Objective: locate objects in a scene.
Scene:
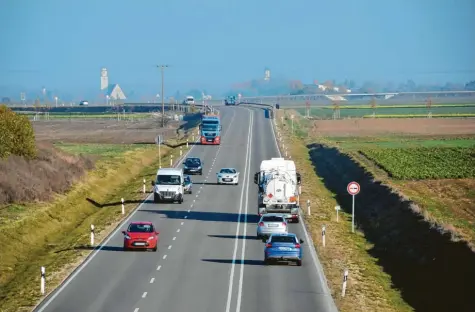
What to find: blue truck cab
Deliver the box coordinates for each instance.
[200,115,222,145]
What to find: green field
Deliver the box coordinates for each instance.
[326,136,475,180]
[361,147,475,179]
[296,103,475,118]
[54,143,148,158]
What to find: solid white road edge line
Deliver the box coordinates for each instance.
[225,108,252,312]
[269,109,336,304]
[35,126,202,312]
[235,109,253,312]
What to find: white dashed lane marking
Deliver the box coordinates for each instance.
[135,126,228,307]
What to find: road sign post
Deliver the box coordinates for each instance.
[156,135,163,168]
[347,181,360,233]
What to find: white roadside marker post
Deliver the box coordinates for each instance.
[121,198,125,214]
[180,146,183,157]
[40,266,46,295]
[143,178,146,193]
[322,225,326,247]
[186,139,189,148]
[335,205,341,222]
[342,269,348,297]
[347,181,361,233]
[90,224,95,246]
[170,155,173,167]
[307,199,311,216]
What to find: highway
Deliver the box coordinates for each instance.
[34,106,337,312]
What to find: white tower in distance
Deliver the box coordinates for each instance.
[100,68,108,90]
[264,67,271,81]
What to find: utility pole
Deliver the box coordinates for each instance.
[157,64,169,127]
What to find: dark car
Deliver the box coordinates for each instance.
[183,157,203,175]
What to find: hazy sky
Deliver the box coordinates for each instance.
[0,0,474,96]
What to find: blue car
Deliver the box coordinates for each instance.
[264,233,304,266]
[184,175,193,194]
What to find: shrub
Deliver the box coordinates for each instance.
[0,105,37,158]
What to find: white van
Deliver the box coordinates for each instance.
[183,96,195,105]
[151,168,185,203]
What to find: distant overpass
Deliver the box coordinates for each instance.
[240,90,475,107]
[4,91,475,110]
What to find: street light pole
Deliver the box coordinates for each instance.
[157,64,169,127]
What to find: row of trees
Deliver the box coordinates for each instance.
[0,105,37,159]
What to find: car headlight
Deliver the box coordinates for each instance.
[124,235,131,239]
[148,236,155,240]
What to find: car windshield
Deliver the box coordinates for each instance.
[220,169,235,174]
[156,174,181,185]
[128,223,154,233]
[262,216,284,222]
[271,236,297,243]
[185,159,201,166]
[202,126,218,131]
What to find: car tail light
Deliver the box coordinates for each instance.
[295,244,301,248]
[265,243,272,248]
[282,222,287,227]
[258,222,264,227]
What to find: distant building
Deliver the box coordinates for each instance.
[264,67,271,81]
[107,84,126,100]
[100,67,127,100]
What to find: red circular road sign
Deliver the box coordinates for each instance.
[347,182,360,195]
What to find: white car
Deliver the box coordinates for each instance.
[216,168,239,185]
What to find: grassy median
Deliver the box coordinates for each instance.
[0,133,195,312]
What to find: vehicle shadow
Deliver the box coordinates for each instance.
[86,198,154,208]
[202,259,265,266]
[139,209,260,223]
[208,234,259,240]
[55,245,124,253]
[192,182,219,185]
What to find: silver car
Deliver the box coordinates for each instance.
[257,213,288,241]
[216,168,239,185]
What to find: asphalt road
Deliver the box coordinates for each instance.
[34,106,337,312]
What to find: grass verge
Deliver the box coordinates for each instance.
[0,132,195,312]
[274,110,413,312]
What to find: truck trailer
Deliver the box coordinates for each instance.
[253,158,302,223]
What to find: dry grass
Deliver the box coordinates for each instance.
[0,142,94,205]
[274,110,412,312]
[0,131,196,312]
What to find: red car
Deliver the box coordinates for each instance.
[122,221,159,251]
